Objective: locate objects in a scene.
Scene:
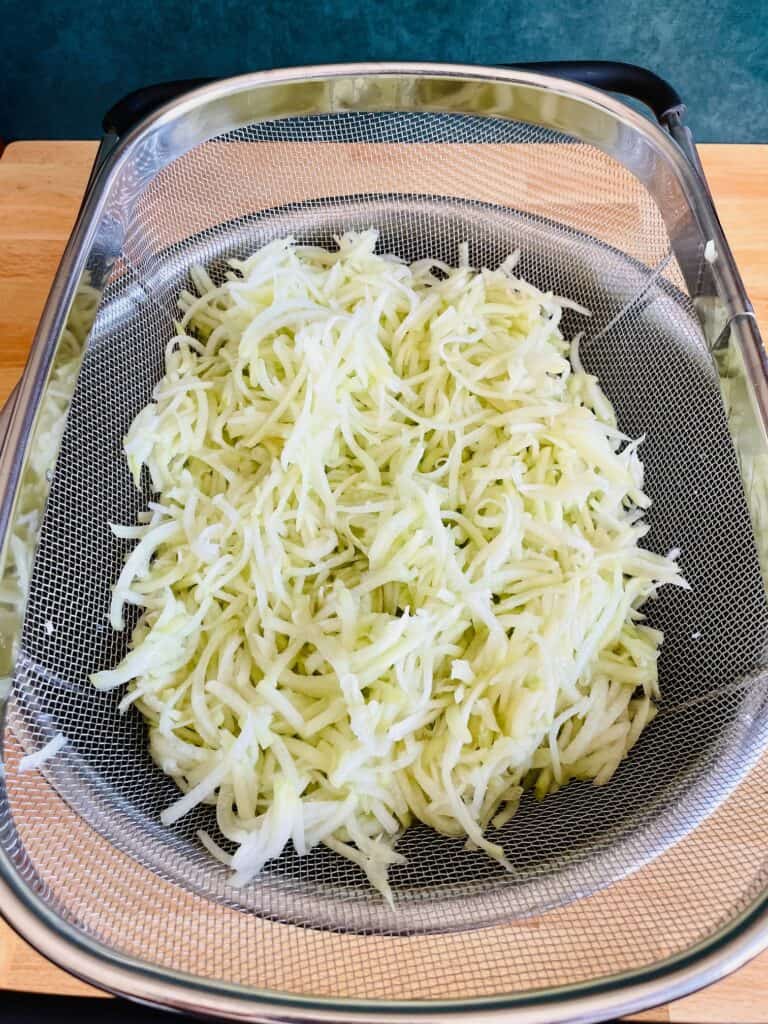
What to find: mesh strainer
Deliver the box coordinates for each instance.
[1,63,768,1023]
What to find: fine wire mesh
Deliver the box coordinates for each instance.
[3,108,768,999]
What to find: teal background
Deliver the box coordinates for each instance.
[1,0,767,141]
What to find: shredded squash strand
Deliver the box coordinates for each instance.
[92,231,686,903]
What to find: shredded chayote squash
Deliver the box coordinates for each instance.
[92,231,686,902]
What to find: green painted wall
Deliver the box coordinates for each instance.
[2,0,766,141]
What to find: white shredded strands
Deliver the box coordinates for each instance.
[19,732,67,772]
[704,239,718,263]
[0,278,98,697]
[92,231,686,903]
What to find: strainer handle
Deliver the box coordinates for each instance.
[504,61,685,125]
[102,65,686,135]
[101,65,694,162]
[103,79,214,137]
[504,61,704,175]
[103,65,685,138]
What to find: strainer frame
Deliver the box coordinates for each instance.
[0,63,766,1022]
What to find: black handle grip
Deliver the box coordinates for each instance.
[503,61,685,124]
[103,78,216,136]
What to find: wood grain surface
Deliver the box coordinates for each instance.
[0,140,767,1023]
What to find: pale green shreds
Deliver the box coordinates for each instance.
[0,277,99,701]
[91,230,687,903]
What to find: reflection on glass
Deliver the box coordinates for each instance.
[717,336,768,593]
[0,278,100,697]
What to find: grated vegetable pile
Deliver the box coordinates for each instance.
[92,231,686,902]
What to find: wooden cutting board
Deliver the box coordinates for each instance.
[1,139,767,1023]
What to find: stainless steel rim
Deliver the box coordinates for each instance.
[1,857,766,1022]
